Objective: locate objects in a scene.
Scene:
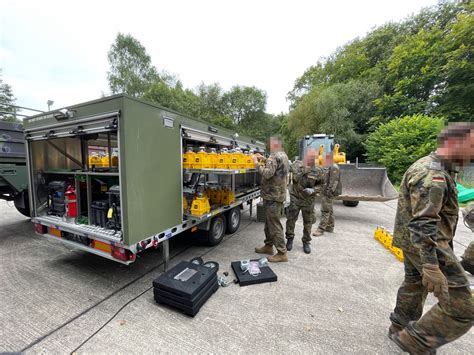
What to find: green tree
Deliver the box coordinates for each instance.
[107,33,158,97]
[377,26,446,118]
[105,33,274,141]
[288,1,467,124]
[209,115,236,130]
[286,0,471,164]
[288,22,405,105]
[287,80,381,160]
[144,80,201,118]
[279,114,299,160]
[437,4,474,121]
[238,113,282,144]
[221,86,267,125]
[365,114,444,183]
[196,83,225,122]
[0,70,19,122]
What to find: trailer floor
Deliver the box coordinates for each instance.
[0,199,472,353]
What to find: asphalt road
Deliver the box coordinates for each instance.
[0,199,472,353]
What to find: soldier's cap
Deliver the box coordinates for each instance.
[438,122,474,145]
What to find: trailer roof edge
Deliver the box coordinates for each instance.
[24,94,264,147]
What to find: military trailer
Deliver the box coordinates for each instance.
[23,95,264,266]
[0,121,29,216]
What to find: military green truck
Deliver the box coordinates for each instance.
[0,121,29,216]
[23,95,264,266]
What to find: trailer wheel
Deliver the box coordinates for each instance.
[342,200,359,207]
[226,207,241,234]
[14,192,30,217]
[207,215,226,246]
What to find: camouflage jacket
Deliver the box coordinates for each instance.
[258,151,289,202]
[322,164,342,197]
[289,160,324,206]
[393,152,459,265]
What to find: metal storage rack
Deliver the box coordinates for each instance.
[182,166,259,214]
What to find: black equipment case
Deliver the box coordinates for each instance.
[153,261,218,316]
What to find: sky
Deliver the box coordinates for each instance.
[0,0,439,116]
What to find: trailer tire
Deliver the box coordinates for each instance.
[207,215,226,246]
[342,200,359,207]
[226,207,241,234]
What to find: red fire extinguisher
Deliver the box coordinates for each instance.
[65,185,77,218]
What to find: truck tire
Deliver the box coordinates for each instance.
[14,192,30,217]
[342,200,359,207]
[207,215,226,246]
[226,207,241,234]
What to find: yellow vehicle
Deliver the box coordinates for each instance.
[299,134,398,207]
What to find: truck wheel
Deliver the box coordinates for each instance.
[14,193,30,217]
[342,200,359,207]
[226,207,241,234]
[207,215,226,246]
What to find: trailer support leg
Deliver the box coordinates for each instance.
[162,239,170,272]
[250,199,253,217]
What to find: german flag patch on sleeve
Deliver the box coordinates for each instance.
[432,176,446,183]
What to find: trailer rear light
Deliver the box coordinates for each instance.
[35,223,47,234]
[49,227,62,238]
[92,240,112,254]
[111,245,135,262]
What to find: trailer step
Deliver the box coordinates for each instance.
[33,215,122,242]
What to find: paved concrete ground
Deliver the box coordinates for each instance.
[0,199,472,353]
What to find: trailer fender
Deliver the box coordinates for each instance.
[197,219,212,231]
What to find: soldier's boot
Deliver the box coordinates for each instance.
[387,323,403,338]
[268,252,288,262]
[389,329,436,355]
[255,244,274,255]
[460,259,474,275]
[286,238,294,251]
[303,243,311,254]
[312,228,325,237]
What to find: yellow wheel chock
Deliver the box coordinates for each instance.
[373,226,404,262]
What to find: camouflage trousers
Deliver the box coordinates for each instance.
[390,249,474,352]
[285,200,315,243]
[461,241,474,275]
[463,241,474,261]
[263,200,286,254]
[318,195,334,231]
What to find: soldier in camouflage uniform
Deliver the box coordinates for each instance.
[388,123,474,354]
[461,203,474,275]
[254,137,290,262]
[285,149,324,254]
[313,153,342,237]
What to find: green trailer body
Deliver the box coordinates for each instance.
[23,95,264,264]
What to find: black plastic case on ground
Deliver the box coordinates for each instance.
[231,260,278,286]
[153,274,217,306]
[153,261,219,316]
[154,281,219,317]
[153,261,217,299]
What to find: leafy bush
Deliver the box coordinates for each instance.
[365,114,445,183]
